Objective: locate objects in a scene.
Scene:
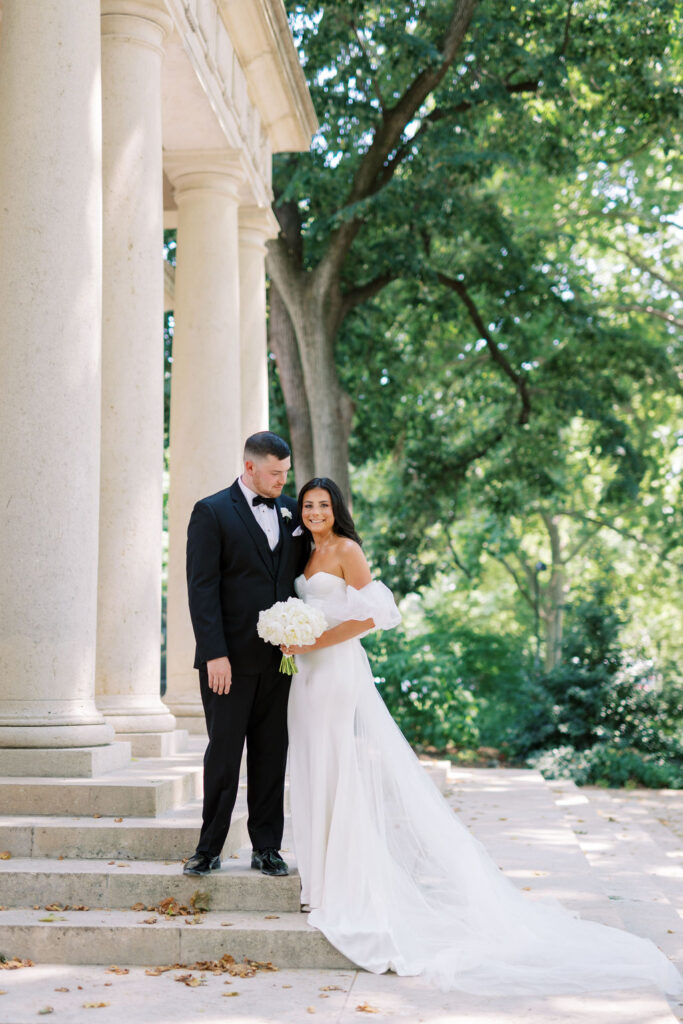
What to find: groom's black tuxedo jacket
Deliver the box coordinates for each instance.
[186,480,305,675]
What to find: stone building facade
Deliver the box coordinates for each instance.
[0,0,316,776]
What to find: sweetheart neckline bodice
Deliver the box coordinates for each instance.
[297,570,346,586]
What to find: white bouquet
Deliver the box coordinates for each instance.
[257,597,328,675]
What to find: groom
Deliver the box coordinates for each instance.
[183,431,304,877]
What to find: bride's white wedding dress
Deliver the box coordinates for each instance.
[287,571,681,996]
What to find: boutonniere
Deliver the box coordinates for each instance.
[280,507,293,521]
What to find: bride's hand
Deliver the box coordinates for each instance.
[281,642,314,656]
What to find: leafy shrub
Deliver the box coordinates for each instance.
[529,744,682,789]
[505,584,683,787]
[365,623,480,751]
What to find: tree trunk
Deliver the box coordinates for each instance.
[542,513,567,671]
[267,243,354,503]
[268,279,315,491]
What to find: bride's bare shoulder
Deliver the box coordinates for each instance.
[337,537,372,586]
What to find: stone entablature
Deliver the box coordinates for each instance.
[162,0,317,219]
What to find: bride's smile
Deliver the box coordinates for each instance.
[301,488,335,537]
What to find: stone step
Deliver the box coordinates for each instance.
[0,806,246,861]
[0,755,203,818]
[0,858,302,913]
[0,907,353,969]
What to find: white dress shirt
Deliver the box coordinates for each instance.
[238,476,280,551]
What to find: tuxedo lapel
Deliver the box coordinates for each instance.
[229,480,276,578]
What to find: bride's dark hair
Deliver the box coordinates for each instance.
[298,478,363,550]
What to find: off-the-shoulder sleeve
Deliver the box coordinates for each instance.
[324,580,401,632]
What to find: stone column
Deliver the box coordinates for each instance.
[164,152,244,730]
[0,0,121,771]
[95,0,177,756]
[238,207,277,439]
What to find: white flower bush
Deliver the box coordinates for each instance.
[257,597,327,674]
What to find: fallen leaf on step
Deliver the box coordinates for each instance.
[223,992,240,997]
[667,929,675,933]
[116,863,130,868]
[0,852,11,860]
[83,1002,109,1008]
[131,902,146,912]
[142,917,157,925]
[221,922,234,927]
[175,974,204,987]
[356,1002,381,1013]
[282,984,292,988]
[58,856,64,861]
[72,905,89,912]
[54,988,69,993]
[264,915,279,920]
[320,985,344,991]
[106,966,129,975]
[319,994,329,998]
[93,814,102,819]
[230,853,239,859]
[104,983,111,987]
[37,1007,54,1015]
[0,957,33,970]
[45,904,63,912]
[306,1008,316,1014]
[39,916,66,922]
[159,896,183,916]
[114,818,123,823]
[522,887,532,891]
[190,890,211,912]
[144,966,175,976]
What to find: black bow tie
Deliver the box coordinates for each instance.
[253,495,276,509]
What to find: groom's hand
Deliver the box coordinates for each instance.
[207,656,232,695]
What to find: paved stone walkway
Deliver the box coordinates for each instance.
[0,760,680,1023]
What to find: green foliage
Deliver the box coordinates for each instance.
[529,743,683,790]
[504,583,683,786]
[365,623,480,751]
[364,607,532,751]
[271,2,683,788]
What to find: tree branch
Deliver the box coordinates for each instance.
[559,0,573,57]
[441,523,473,579]
[489,550,535,609]
[615,304,683,329]
[321,0,479,279]
[340,272,396,317]
[558,510,670,559]
[436,270,532,424]
[610,245,682,294]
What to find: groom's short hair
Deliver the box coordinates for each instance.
[244,431,290,462]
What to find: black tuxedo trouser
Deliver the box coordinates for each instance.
[196,663,291,858]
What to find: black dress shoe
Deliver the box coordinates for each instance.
[251,848,288,876]
[183,852,221,876]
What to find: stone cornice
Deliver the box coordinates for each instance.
[216,0,317,153]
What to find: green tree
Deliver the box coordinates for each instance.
[269,0,681,499]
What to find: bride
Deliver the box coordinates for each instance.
[282,477,681,997]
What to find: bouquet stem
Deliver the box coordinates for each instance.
[279,653,298,675]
